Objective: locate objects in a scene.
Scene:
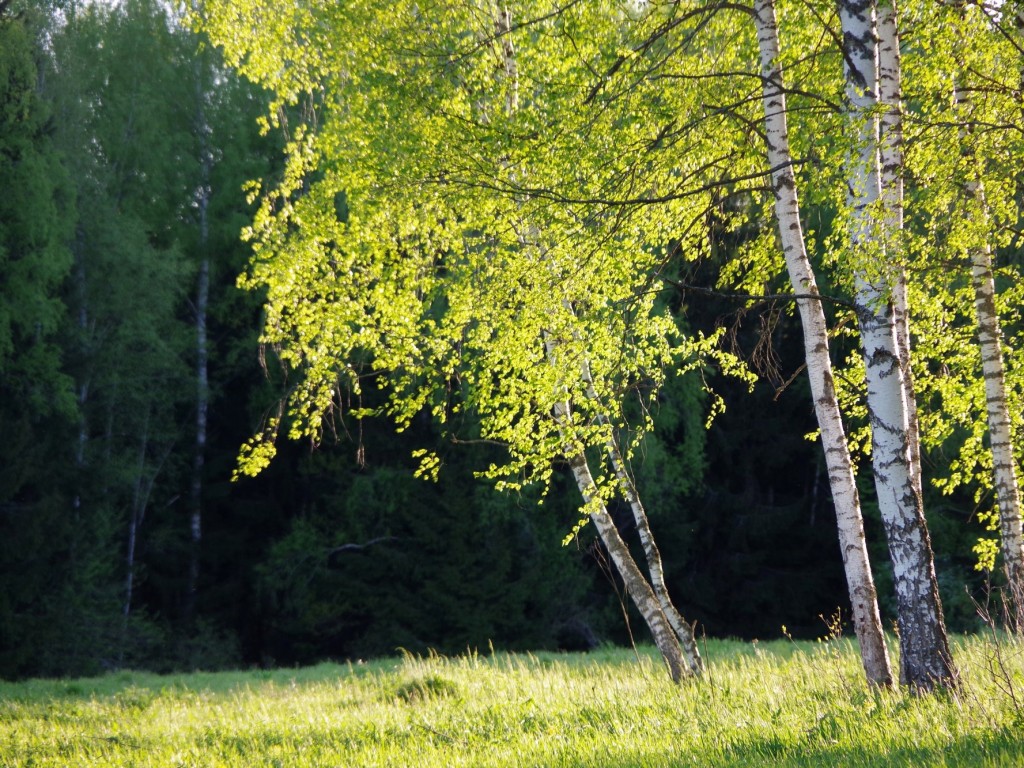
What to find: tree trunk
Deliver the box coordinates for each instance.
[603,437,703,675]
[570,453,688,683]
[754,0,892,686]
[121,412,150,665]
[566,290,701,672]
[837,0,956,689]
[185,223,208,624]
[971,239,1024,624]
[544,334,689,682]
[877,0,922,502]
[185,48,212,625]
[563,434,689,683]
[970,236,1019,626]
[72,229,90,521]
[952,80,1024,627]
[123,416,149,622]
[577,358,703,675]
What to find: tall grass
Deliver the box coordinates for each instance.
[2,635,1022,766]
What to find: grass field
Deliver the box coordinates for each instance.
[2,634,1024,767]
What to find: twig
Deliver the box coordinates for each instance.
[328,537,399,556]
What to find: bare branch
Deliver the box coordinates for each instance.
[328,536,399,556]
[662,276,865,316]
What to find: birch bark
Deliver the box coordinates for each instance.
[754,0,891,685]
[953,80,1024,627]
[579,357,703,675]
[971,230,1024,625]
[524,228,694,680]
[877,0,922,501]
[570,451,689,683]
[123,413,150,627]
[837,0,956,689]
[546,361,689,683]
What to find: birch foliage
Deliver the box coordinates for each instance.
[902,0,1024,575]
[202,0,754,515]
[193,0,1024,684]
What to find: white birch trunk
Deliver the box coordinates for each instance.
[971,239,1024,622]
[186,185,209,623]
[754,0,892,686]
[953,82,1024,625]
[120,415,172,664]
[121,412,151,665]
[497,2,518,116]
[877,1,922,501]
[578,359,703,675]
[123,415,150,624]
[536,307,688,679]
[186,43,212,625]
[838,0,956,689]
[547,380,689,682]
[73,231,89,517]
[567,451,689,683]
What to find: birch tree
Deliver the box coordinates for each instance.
[200,0,1024,689]
[955,80,1024,627]
[901,0,1024,627]
[752,0,892,686]
[835,0,957,689]
[201,0,750,681]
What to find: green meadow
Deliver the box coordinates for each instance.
[3,636,1023,767]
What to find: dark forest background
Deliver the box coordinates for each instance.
[0,0,993,680]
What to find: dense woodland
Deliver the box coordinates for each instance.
[0,0,1021,683]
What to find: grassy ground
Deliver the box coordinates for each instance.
[2,635,1023,767]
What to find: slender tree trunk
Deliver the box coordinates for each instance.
[554,408,688,681]
[564,288,701,672]
[186,208,208,624]
[543,332,688,681]
[121,412,150,665]
[578,358,703,675]
[185,49,212,625]
[496,2,518,116]
[604,439,703,675]
[754,0,892,686]
[971,240,1024,623]
[837,0,956,689]
[123,416,149,621]
[877,0,922,502]
[952,81,1024,627]
[72,229,90,519]
[123,509,138,623]
[567,450,688,683]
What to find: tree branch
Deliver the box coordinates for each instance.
[663,276,865,316]
[328,536,399,556]
[427,157,797,208]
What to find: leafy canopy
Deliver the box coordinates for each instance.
[200,0,756,509]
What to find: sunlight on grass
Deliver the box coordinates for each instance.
[2,636,1023,766]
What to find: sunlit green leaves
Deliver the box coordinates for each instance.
[202,0,759,510]
[203,0,1023,544]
